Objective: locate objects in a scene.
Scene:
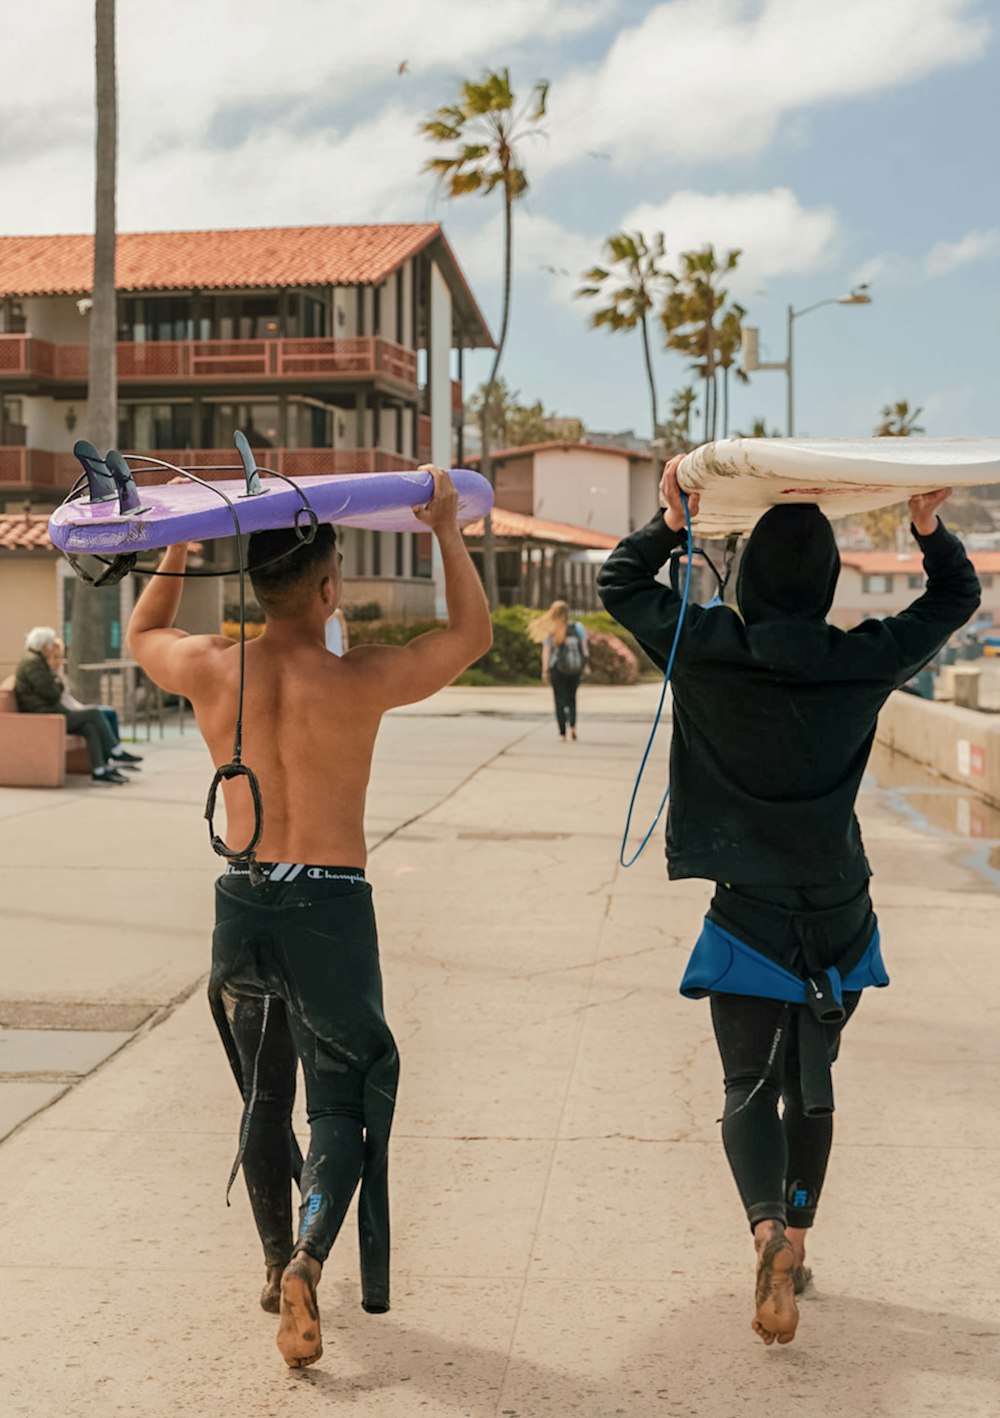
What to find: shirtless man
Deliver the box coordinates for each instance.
[127,469,491,1368]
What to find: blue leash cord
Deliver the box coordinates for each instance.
[619,491,694,868]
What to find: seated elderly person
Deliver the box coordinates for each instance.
[14,627,142,785]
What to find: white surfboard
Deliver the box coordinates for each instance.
[677,438,1000,538]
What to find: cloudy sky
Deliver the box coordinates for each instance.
[5,0,999,440]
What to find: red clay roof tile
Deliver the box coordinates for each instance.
[463,507,619,549]
[0,514,55,552]
[0,224,443,297]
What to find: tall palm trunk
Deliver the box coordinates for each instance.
[479,189,514,609]
[69,0,118,703]
[639,310,659,437]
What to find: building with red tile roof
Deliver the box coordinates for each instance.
[0,221,492,631]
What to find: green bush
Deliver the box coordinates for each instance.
[344,601,382,622]
[587,631,639,685]
[347,619,442,646]
[579,610,658,675]
[468,607,542,683]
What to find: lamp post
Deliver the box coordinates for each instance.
[742,286,871,436]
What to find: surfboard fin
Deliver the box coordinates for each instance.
[105,448,147,516]
[72,440,118,504]
[234,429,264,497]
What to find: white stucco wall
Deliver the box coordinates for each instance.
[628,459,659,531]
[22,395,82,452]
[533,448,631,536]
[22,297,87,343]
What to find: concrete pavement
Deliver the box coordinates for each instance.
[0,685,998,1417]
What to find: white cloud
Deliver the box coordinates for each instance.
[622,188,842,291]
[851,226,1000,289]
[1,0,614,233]
[452,210,599,301]
[539,0,989,172]
[924,228,1000,278]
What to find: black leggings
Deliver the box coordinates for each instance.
[549,668,581,736]
[209,866,398,1307]
[711,992,860,1231]
[63,706,115,770]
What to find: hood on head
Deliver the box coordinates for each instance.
[736,504,840,624]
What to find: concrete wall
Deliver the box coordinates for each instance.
[876,690,1000,808]
[628,460,659,531]
[533,448,631,535]
[0,556,60,678]
[494,455,534,515]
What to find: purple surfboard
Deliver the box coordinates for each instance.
[49,459,493,556]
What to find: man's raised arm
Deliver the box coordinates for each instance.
[126,543,231,695]
[354,468,492,708]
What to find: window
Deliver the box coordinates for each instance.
[355,528,367,577]
[908,574,923,589]
[395,532,405,577]
[411,532,433,578]
[862,574,892,594]
[371,531,382,576]
[119,402,193,450]
[980,574,994,589]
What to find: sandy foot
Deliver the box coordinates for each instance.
[260,1265,283,1315]
[752,1225,800,1346]
[277,1254,323,1368]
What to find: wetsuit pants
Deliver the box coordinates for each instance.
[63,706,116,770]
[209,865,399,1310]
[711,992,860,1231]
[549,668,581,736]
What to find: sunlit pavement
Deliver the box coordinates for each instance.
[0,684,997,1417]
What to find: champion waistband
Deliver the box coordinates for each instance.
[224,862,367,884]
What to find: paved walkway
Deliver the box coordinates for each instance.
[0,685,998,1417]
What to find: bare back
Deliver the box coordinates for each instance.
[191,635,395,866]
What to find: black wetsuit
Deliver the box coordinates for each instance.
[598,506,981,1231]
[209,864,398,1313]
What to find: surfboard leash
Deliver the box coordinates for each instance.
[619,491,694,869]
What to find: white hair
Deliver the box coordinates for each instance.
[25,626,58,653]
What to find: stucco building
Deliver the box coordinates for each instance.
[0,222,492,630]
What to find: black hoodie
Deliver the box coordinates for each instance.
[597,506,981,885]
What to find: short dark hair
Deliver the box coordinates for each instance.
[247,523,338,612]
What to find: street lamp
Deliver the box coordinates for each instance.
[741,285,872,436]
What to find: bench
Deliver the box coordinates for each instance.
[0,676,91,787]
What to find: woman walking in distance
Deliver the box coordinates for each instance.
[531,600,590,742]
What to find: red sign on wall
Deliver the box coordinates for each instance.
[971,744,986,777]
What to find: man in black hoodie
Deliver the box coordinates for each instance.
[598,456,980,1347]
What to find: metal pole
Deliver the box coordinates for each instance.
[786,303,794,437]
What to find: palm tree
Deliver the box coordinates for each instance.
[70,0,118,702]
[660,246,742,443]
[466,376,517,449]
[875,400,925,436]
[659,385,699,456]
[734,417,781,438]
[716,303,748,439]
[422,69,548,607]
[575,231,669,438]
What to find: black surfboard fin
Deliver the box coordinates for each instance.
[73,439,118,504]
[234,429,263,497]
[105,448,146,516]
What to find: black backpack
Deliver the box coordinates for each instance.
[552,625,585,675]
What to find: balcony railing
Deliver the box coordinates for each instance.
[0,445,420,492]
[0,335,418,387]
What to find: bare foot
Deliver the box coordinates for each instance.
[260,1264,283,1314]
[752,1222,799,1346]
[277,1252,323,1368]
[570,726,578,741]
[786,1226,813,1295]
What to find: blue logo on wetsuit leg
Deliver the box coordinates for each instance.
[299,1193,324,1234]
[792,1188,809,1209]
